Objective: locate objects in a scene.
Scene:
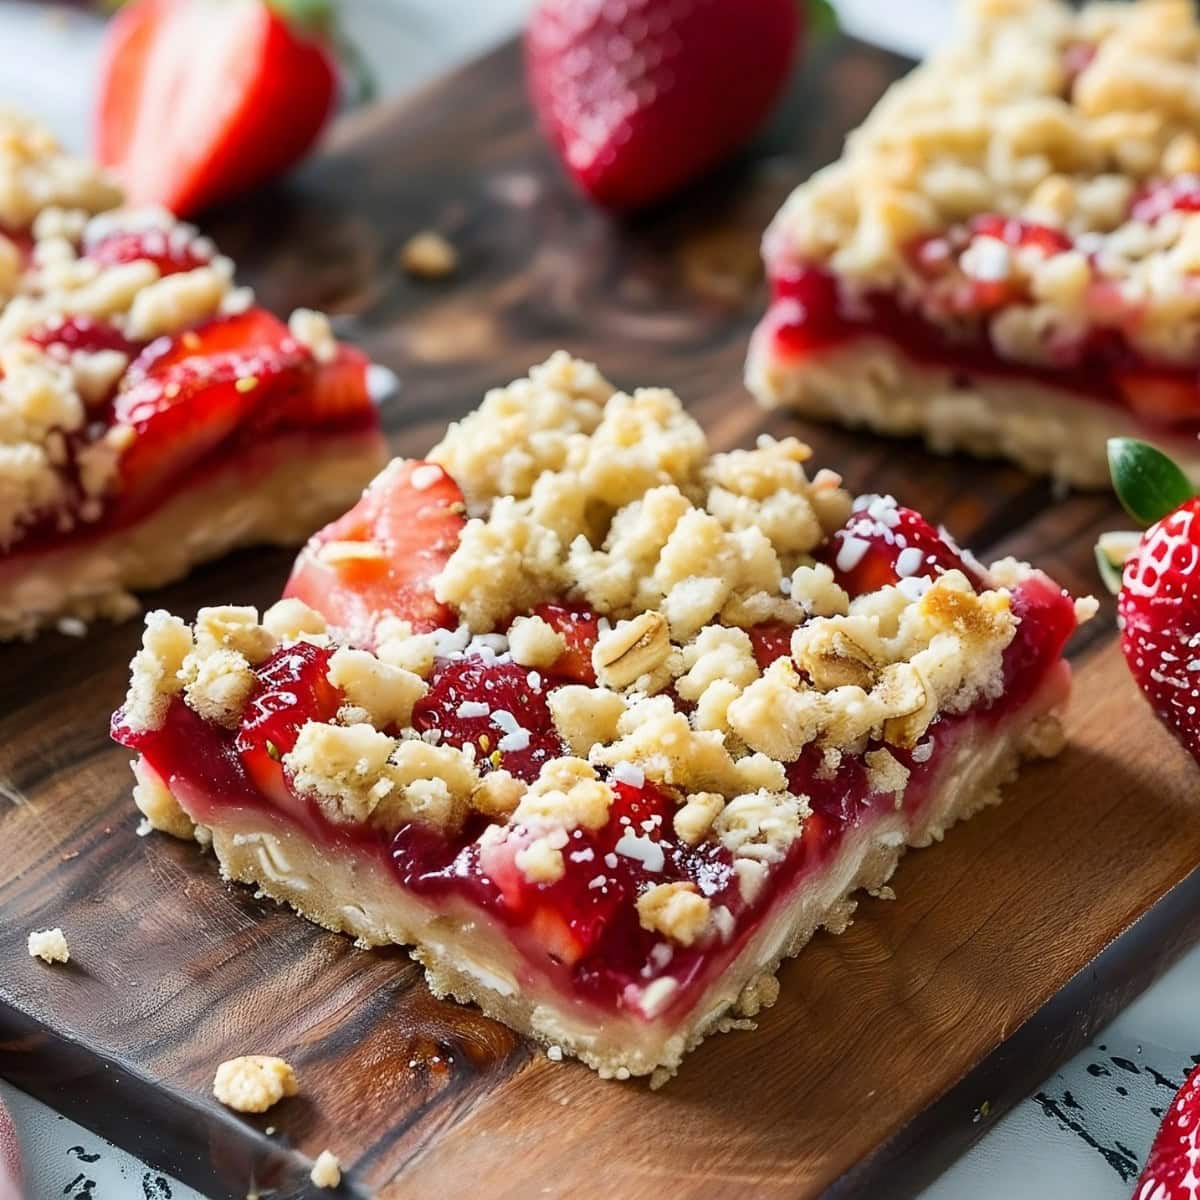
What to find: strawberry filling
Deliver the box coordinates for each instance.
[112,559,1078,1022]
[4,306,378,559]
[761,196,1200,432]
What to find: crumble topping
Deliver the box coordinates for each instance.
[636,881,711,947]
[507,613,567,669]
[212,1055,298,1114]
[400,230,458,279]
[0,110,120,229]
[326,647,427,729]
[310,1150,342,1190]
[27,926,70,964]
[766,0,1200,364]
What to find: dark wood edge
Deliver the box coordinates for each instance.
[0,1002,368,1200]
[826,859,1200,1198]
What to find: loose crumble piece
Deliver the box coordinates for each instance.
[309,1149,342,1190]
[212,1055,298,1114]
[113,351,1093,1083]
[26,927,69,964]
[399,231,458,279]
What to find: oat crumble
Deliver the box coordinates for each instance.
[27,926,69,964]
[212,1055,298,1114]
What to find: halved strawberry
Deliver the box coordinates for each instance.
[967,214,1073,256]
[25,315,140,358]
[284,460,465,645]
[235,640,341,806]
[95,0,339,217]
[411,654,563,783]
[1115,370,1200,428]
[531,602,599,684]
[820,495,983,598]
[84,226,214,276]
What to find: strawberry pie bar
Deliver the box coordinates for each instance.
[112,353,1094,1082]
[748,0,1200,487]
[0,112,385,637]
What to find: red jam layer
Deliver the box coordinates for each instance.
[760,263,1200,433]
[112,572,1076,1025]
[5,309,380,561]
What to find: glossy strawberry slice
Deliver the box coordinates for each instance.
[1132,1063,1200,1200]
[284,460,464,645]
[411,655,563,784]
[25,315,140,357]
[85,226,214,276]
[113,311,308,501]
[531,602,599,684]
[821,496,983,598]
[235,641,341,805]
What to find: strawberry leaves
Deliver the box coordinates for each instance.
[1107,437,1195,526]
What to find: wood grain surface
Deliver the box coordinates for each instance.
[2,35,1199,1200]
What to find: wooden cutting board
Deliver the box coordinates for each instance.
[3,35,1199,1200]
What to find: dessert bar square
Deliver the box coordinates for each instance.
[748,0,1200,487]
[0,111,386,638]
[113,354,1093,1082]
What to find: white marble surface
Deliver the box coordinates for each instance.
[0,1,1196,1196]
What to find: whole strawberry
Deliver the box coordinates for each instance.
[1132,1062,1200,1200]
[1100,438,1200,766]
[525,0,803,211]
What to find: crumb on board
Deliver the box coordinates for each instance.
[212,1055,298,1113]
[400,231,457,279]
[27,927,69,963]
[310,1149,342,1189]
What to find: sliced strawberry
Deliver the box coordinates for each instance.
[531,602,600,684]
[84,226,214,276]
[112,313,309,502]
[25,315,140,357]
[820,495,984,598]
[1132,1063,1200,1200]
[235,640,341,805]
[411,655,563,784]
[284,460,464,645]
[1115,370,1200,428]
[95,0,338,217]
[748,621,793,671]
[124,307,291,382]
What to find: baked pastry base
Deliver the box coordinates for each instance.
[0,429,386,640]
[746,334,1200,490]
[147,677,1068,1085]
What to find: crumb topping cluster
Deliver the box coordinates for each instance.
[122,355,1042,950]
[0,112,339,554]
[768,0,1200,364]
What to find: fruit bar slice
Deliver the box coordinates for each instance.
[747,0,1200,488]
[0,112,386,638]
[112,353,1094,1082]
